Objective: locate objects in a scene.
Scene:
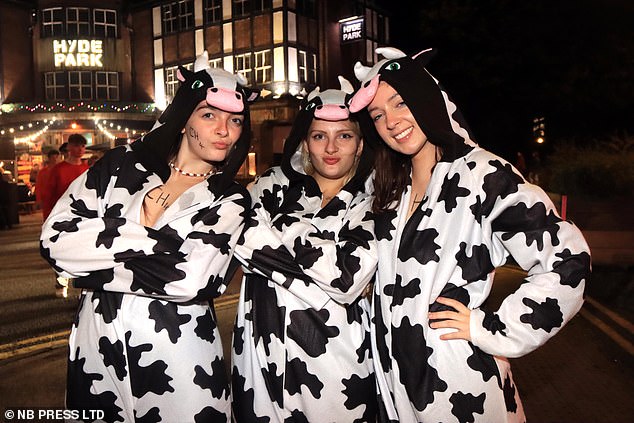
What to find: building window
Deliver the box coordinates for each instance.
[66,7,90,36]
[296,0,316,18]
[209,57,223,68]
[44,72,67,100]
[96,72,119,100]
[165,66,180,101]
[94,9,117,38]
[69,71,93,100]
[254,50,271,84]
[252,0,272,13]
[42,7,64,37]
[233,0,250,18]
[204,0,222,24]
[298,50,316,84]
[235,53,253,84]
[164,63,193,102]
[162,1,194,34]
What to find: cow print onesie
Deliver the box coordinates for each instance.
[40,52,257,422]
[231,82,378,422]
[349,48,592,423]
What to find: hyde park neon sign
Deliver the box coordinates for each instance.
[53,39,103,67]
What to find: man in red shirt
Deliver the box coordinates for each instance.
[46,135,89,296]
[35,149,61,221]
[46,134,89,219]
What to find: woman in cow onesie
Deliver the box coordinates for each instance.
[40,51,258,422]
[231,78,378,422]
[348,47,591,422]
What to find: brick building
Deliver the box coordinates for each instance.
[0,0,389,183]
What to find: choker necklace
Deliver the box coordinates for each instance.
[169,161,215,178]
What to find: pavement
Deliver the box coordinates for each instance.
[1,210,633,422]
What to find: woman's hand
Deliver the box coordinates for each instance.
[428,297,472,341]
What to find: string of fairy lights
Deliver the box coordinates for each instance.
[0,101,159,147]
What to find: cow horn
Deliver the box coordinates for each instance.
[338,76,354,94]
[353,62,371,82]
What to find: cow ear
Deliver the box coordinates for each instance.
[243,86,260,103]
[177,66,193,82]
[411,48,437,67]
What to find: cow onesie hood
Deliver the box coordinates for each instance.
[231,78,379,422]
[40,51,258,422]
[349,47,591,422]
[134,50,259,194]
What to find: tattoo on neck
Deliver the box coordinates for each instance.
[146,187,171,210]
[411,193,423,212]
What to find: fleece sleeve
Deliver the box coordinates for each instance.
[469,158,591,358]
[40,156,248,302]
[235,170,377,309]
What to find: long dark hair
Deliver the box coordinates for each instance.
[372,142,411,213]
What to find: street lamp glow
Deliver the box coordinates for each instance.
[536,137,545,144]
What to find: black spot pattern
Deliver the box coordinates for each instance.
[449,391,485,423]
[67,347,124,422]
[392,317,447,411]
[438,173,471,213]
[480,160,524,217]
[503,373,518,413]
[194,311,217,344]
[520,297,563,332]
[287,308,340,357]
[98,337,127,381]
[193,357,229,399]
[495,202,562,250]
[455,242,494,282]
[125,331,174,398]
[482,312,508,336]
[134,407,161,423]
[285,357,324,398]
[231,369,271,423]
[466,344,501,387]
[553,249,591,288]
[398,228,440,265]
[148,300,192,343]
[342,373,377,422]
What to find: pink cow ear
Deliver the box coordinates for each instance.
[177,69,185,82]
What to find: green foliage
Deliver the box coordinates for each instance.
[545,134,634,197]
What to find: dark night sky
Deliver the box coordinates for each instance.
[379,0,634,160]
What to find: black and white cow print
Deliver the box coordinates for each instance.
[40,52,255,422]
[351,48,591,422]
[231,80,378,422]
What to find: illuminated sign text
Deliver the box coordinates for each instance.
[53,40,103,67]
[340,17,364,44]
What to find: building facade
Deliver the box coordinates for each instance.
[0,0,389,184]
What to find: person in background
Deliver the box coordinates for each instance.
[232,78,378,422]
[348,47,591,422]
[46,134,89,218]
[40,51,259,422]
[35,149,61,220]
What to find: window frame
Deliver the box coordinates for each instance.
[234,52,253,85]
[253,50,272,84]
[68,71,93,100]
[41,7,64,37]
[203,0,222,24]
[93,9,118,38]
[95,71,120,101]
[44,71,67,101]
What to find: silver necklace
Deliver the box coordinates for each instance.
[169,161,215,178]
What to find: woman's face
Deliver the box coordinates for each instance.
[181,100,244,164]
[368,81,430,158]
[302,118,363,184]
